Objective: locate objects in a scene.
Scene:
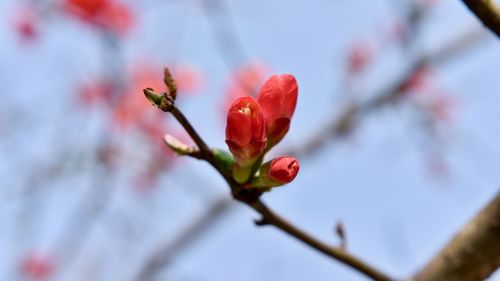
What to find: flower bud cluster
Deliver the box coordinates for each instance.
[225,74,300,188]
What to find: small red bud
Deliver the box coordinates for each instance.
[252,156,300,189]
[268,156,300,184]
[256,74,298,148]
[225,96,267,167]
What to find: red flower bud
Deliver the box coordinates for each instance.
[256,74,298,148]
[252,156,300,188]
[225,96,267,167]
[268,156,299,183]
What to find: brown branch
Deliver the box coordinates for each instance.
[412,192,500,281]
[170,106,212,159]
[461,0,500,37]
[250,200,393,281]
[157,101,394,281]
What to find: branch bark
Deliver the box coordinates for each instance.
[461,0,500,37]
[250,200,393,281]
[412,192,500,281]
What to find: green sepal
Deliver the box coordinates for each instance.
[212,149,234,177]
[232,165,253,184]
[249,154,264,176]
[249,161,284,191]
[250,176,281,191]
[232,153,265,184]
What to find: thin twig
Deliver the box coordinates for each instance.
[169,106,213,161]
[250,200,392,281]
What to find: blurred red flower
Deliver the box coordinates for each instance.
[76,62,201,145]
[400,65,433,94]
[63,0,108,20]
[77,78,114,107]
[345,40,375,76]
[430,94,456,122]
[12,4,39,44]
[172,64,203,94]
[112,64,166,129]
[20,253,54,280]
[63,0,134,35]
[112,62,202,129]
[223,62,269,112]
[98,0,134,36]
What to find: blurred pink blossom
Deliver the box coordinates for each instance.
[345,40,375,76]
[63,0,134,36]
[223,62,269,112]
[20,253,54,280]
[12,4,40,44]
